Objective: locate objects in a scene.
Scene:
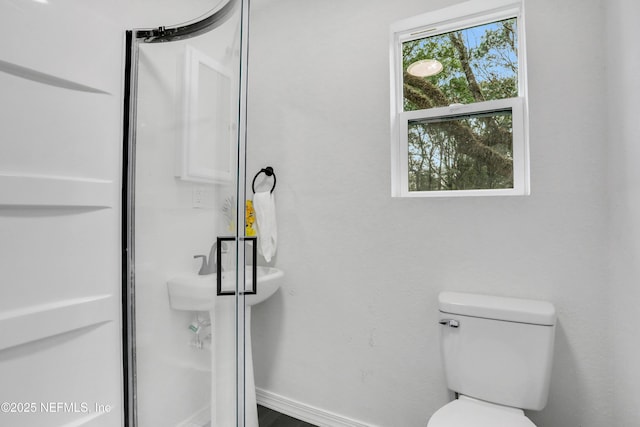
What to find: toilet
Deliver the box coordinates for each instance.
[428,291,556,427]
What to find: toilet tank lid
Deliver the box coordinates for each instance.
[439,292,556,326]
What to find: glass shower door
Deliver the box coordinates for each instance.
[124,0,251,425]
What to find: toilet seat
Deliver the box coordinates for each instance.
[427,396,536,427]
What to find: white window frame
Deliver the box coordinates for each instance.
[389,0,529,198]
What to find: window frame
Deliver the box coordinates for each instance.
[390,0,529,198]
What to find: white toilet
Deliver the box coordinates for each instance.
[428,291,556,427]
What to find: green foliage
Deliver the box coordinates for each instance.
[407,112,514,191]
[401,18,518,192]
[443,76,474,104]
[474,19,518,74]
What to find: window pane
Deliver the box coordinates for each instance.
[408,109,513,191]
[403,18,518,111]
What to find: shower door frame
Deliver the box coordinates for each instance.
[121,0,252,425]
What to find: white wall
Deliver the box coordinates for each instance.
[247,0,618,426]
[607,0,640,425]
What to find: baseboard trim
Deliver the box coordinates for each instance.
[256,388,375,427]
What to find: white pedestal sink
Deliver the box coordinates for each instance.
[167,266,283,427]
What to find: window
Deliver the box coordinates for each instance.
[390,0,529,197]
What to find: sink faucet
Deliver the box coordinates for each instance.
[194,242,228,275]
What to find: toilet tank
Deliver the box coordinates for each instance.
[438,292,556,411]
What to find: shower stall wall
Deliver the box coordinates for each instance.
[0,1,124,426]
[123,1,252,425]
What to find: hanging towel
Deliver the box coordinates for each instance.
[253,191,278,262]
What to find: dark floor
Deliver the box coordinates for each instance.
[258,405,318,427]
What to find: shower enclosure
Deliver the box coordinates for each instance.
[123,0,255,425]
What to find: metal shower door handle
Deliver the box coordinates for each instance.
[216,236,257,296]
[439,319,460,328]
[243,236,257,296]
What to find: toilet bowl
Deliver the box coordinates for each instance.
[428,292,556,427]
[427,396,535,427]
